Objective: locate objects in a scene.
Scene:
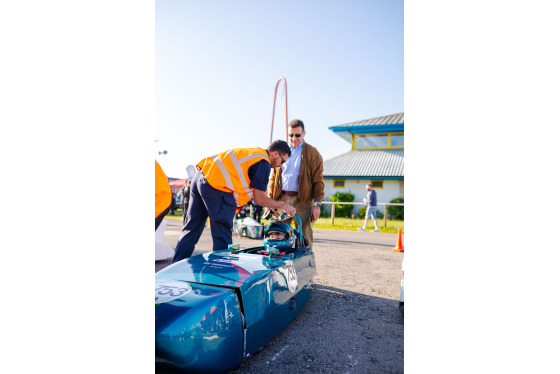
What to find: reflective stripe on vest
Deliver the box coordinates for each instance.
[197,148,269,208]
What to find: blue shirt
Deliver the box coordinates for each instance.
[248,159,271,192]
[366,190,377,206]
[281,141,303,192]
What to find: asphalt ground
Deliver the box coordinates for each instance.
[156,218,404,373]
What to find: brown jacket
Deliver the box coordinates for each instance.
[267,142,324,204]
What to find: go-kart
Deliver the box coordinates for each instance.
[155,214,316,373]
[234,216,263,239]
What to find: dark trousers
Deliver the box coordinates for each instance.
[181,192,190,225]
[172,170,237,262]
[252,210,262,224]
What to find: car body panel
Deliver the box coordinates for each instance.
[155,245,316,372]
[244,282,313,357]
[156,247,315,328]
[155,280,243,373]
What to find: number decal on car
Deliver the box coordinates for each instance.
[284,260,298,293]
[155,280,193,305]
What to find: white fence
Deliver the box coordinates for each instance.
[321,202,404,227]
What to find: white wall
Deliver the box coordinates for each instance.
[323,179,404,216]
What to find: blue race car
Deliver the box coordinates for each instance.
[155,214,316,373]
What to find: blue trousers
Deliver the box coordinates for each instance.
[172,170,237,262]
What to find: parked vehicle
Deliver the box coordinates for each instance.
[234,216,263,239]
[155,214,316,373]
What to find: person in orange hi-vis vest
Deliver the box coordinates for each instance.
[172,140,296,263]
[155,160,172,231]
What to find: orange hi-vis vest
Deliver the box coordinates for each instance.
[155,160,172,219]
[197,147,270,209]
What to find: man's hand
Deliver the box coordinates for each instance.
[311,205,321,222]
[280,203,296,217]
[253,189,295,217]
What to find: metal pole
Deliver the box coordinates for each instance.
[331,203,335,225]
[270,77,288,143]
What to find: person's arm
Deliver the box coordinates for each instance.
[311,203,321,221]
[253,188,296,217]
[249,159,295,216]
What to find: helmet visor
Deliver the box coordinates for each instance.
[267,230,286,240]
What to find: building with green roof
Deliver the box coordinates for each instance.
[323,112,404,216]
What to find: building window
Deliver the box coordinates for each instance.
[333,180,345,188]
[355,134,388,148]
[354,133,404,149]
[370,180,383,189]
[389,134,404,147]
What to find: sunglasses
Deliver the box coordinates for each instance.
[288,134,302,138]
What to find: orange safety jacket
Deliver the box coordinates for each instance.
[197,148,269,210]
[155,160,172,219]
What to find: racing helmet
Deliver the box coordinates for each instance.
[263,221,296,254]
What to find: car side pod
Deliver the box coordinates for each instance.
[155,279,244,373]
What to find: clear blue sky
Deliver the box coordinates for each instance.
[155,0,403,178]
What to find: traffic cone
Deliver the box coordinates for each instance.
[393,229,404,252]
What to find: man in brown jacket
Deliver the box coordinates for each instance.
[267,119,324,248]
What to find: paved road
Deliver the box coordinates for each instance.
[156,218,404,373]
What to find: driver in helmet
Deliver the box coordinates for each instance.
[268,231,286,240]
[262,221,297,255]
